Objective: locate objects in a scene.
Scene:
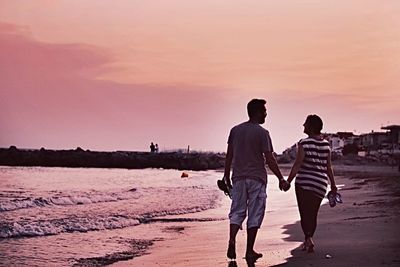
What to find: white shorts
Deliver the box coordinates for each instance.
[228,179,267,229]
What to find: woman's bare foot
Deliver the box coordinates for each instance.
[245,250,263,263]
[306,238,315,253]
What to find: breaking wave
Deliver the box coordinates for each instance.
[0,186,221,239]
[0,189,138,212]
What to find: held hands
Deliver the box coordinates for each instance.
[279,179,291,192]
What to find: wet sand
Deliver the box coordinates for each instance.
[112,165,400,266]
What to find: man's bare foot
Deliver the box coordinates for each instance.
[227,241,236,259]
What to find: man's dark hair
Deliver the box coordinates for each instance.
[247,99,266,118]
[305,114,323,134]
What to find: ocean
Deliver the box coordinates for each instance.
[0,166,223,266]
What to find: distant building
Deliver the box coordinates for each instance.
[381,125,400,155]
[322,133,346,155]
[381,125,400,146]
[330,136,344,154]
[359,131,388,151]
[280,125,400,159]
[336,132,359,146]
[355,125,400,158]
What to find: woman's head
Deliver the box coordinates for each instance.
[303,114,323,135]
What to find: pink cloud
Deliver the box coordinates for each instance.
[0,22,232,151]
[0,21,110,83]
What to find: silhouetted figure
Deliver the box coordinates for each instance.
[155,144,159,153]
[150,142,156,153]
[285,115,338,253]
[223,99,286,263]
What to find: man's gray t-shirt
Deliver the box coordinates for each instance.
[228,121,273,184]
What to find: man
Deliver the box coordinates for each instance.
[150,142,155,153]
[223,99,288,262]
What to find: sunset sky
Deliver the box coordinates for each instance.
[1,1,399,153]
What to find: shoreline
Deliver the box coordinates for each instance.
[111,164,400,266]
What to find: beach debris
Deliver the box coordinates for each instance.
[163,226,185,234]
[181,172,189,178]
[325,254,332,259]
[74,239,155,266]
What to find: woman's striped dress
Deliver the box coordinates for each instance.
[295,137,330,199]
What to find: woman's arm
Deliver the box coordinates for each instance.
[327,149,337,192]
[287,143,305,184]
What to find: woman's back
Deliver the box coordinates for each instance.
[295,137,330,199]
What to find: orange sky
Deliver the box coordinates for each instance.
[0,1,399,153]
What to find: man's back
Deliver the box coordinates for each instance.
[224,99,285,262]
[228,121,273,183]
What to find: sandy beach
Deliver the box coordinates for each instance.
[112,164,400,267]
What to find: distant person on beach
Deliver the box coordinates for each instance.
[155,144,159,153]
[150,142,156,153]
[284,114,337,252]
[223,99,287,262]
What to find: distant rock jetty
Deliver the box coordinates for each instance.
[0,146,225,171]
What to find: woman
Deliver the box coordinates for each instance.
[285,114,337,252]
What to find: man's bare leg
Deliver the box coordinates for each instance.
[227,224,240,259]
[246,227,263,261]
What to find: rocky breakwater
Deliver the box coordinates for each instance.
[0,146,225,171]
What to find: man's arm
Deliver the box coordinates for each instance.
[224,143,234,187]
[264,152,284,181]
[265,152,288,191]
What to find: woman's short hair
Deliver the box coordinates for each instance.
[247,99,266,118]
[305,114,323,134]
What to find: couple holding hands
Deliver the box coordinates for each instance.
[223,99,337,263]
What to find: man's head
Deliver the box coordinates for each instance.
[303,114,323,135]
[247,99,267,124]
